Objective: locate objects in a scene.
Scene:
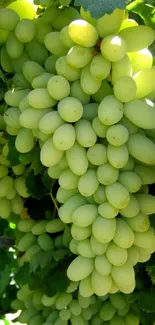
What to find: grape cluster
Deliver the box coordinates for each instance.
[1,1,155,311]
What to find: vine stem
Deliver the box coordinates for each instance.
[50,192,59,211]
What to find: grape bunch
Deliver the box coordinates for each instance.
[1,1,155,317]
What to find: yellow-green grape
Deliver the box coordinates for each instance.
[0,29,9,44]
[72,204,98,227]
[69,300,82,316]
[34,18,52,44]
[71,224,91,241]
[0,198,11,219]
[32,73,53,88]
[70,80,90,105]
[98,202,119,219]
[47,75,70,100]
[59,169,79,190]
[97,162,119,185]
[106,241,128,266]
[11,299,25,311]
[92,216,116,244]
[17,219,36,232]
[0,166,8,178]
[130,48,153,74]
[119,18,138,31]
[75,119,97,147]
[59,308,71,321]
[69,238,78,254]
[11,195,24,215]
[95,255,112,276]
[29,314,44,325]
[48,165,66,180]
[58,194,87,223]
[123,313,139,325]
[92,80,113,103]
[107,144,129,169]
[18,309,38,323]
[39,111,64,135]
[119,194,140,218]
[68,19,98,47]
[0,8,19,30]
[0,176,13,197]
[120,116,138,135]
[90,54,111,80]
[4,88,30,107]
[13,72,31,88]
[37,234,54,251]
[109,314,125,325]
[113,76,137,102]
[22,60,45,83]
[100,35,126,62]
[17,232,36,252]
[4,107,21,129]
[66,45,93,68]
[67,256,94,281]
[15,128,34,153]
[134,164,155,185]
[15,19,36,43]
[113,218,134,248]
[77,239,95,258]
[80,64,101,94]
[109,292,127,310]
[27,88,57,109]
[66,142,88,176]
[80,276,94,298]
[118,171,142,193]
[20,108,49,129]
[53,124,75,150]
[111,261,135,293]
[111,54,133,84]
[45,219,65,233]
[92,117,109,138]
[98,95,123,125]
[60,25,75,48]
[133,69,155,98]
[91,270,112,296]
[19,95,30,112]
[118,25,155,52]
[127,133,155,165]
[125,212,150,233]
[44,31,68,57]
[58,97,83,122]
[93,185,107,204]
[100,301,116,321]
[31,220,47,235]
[6,31,24,59]
[44,55,57,74]
[7,0,37,20]
[87,144,107,166]
[70,314,84,325]
[14,176,29,198]
[106,124,129,146]
[134,228,155,249]
[90,235,109,256]
[12,50,30,73]
[56,56,81,81]
[78,169,99,196]
[40,137,64,167]
[6,186,16,200]
[42,294,57,307]
[66,280,79,293]
[105,182,130,209]
[1,45,14,73]
[124,98,155,129]
[96,8,125,38]
[135,193,155,215]
[82,103,98,121]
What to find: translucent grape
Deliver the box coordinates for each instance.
[15,19,36,43]
[113,76,137,102]
[47,75,70,100]
[97,163,119,185]
[15,129,34,153]
[90,54,111,80]
[53,123,75,150]
[40,137,64,167]
[58,97,83,122]
[100,35,126,62]
[92,216,116,244]
[66,45,93,68]
[98,95,123,125]
[59,168,79,190]
[68,19,98,47]
[113,218,134,248]
[72,204,98,227]
[67,256,94,281]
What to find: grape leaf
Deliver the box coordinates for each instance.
[5,135,20,166]
[140,311,155,325]
[26,170,49,199]
[19,145,44,176]
[74,0,128,18]
[0,264,11,294]
[137,291,155,312]
[25,195,54,220]
[15,263,31,285]
[30,251,53,273]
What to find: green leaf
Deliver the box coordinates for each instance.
[26,170,49,199]
[5,135,20,166]
[0,250,10,271]
[0,220,8,236]
[140,310,155,325]
[74,0,128,18]
[19,145,44,176]
[0,264,11,294]
[52,249,69,262]
[137,290,155,312]
[127,0,155,29]
[15,263,32,285]
[30,251,53,273]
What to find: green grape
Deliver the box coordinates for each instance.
[0,176,13,197]
[107,144,129,169]
[111,261,135,291]
[123,312,139,325]
[92,80,113,103]
[120,116,138,135]
[138,248,151,263]
[81,64,101,95]
[91,313,103,325]
[59,169,79,190]
[135,193,155,215]
[134,164,155,185]
[93,185,107,204]
[77,239,95,258]
[60,25,75,48]
[26,38,49,65]
[92,117,109,138]
[111,54,132,84]
[119,170,142,192]
[37,234,54,251]
[11,299,25,310]
[0,198,11,219]
[95,255,112,276]
[20,108,48,129]
[18,308,38,323]
[12,50,30,73]
[57,188,78,204]
[70,314,84,325]
[4,88,30,107]
[106,242,127,266]
[14,176,29,198]
[75,119,97,147]
[110,292,127,310]
[133,69,155,98]
[105,182,130,209]
[78,293,91,308]
[45,219,65,233]
[39,111,64,135]
[59,308,71,321]
[82,103,98,121]
[69,19,98,47]
[96,8,125,38]
[98,94,123,125]
[127,245,139,266]
[56,56,81,81]
[92,216,116,244]
[127,133,155,165]
[119,18,138,30]
[32,73,52,88]
[87,144,107,166]
[67,45,93,68]
[15,19,36,43]
[90,54,111,80]
[22,60,45,83]
[118,25,155,52]
[42,294,57,307]
[130,48,153,74]
[134,228,154,249]
[7,0,37,20]
[71,224,91,241]
[0,166,8,178]
[82,306,93,320]
[45,31,68,57]
[29,314,44,325]
[69,238,78,254]
[113,218,134,248]
[79,275,94,297]
[17,219,36,232]
[0,29,9,44]
[17,232,36,252]
[35,18,52,44]
[100,301,116,321]
[13,73,31,88]
[6,186,16,200]
[31,220,47,235]
[60,0,72,6]
[67,256,94,281]
[1,45,14,73]
[109,314,125,325]
[119,194,140,218]
[98,202,119,219]
[114,76,137,102]
[6,31,24,59]
[4,107,20,129]
[100,35,126,62]
[47,75,70,101]
[126,212,150,233]
[78,169,99,197]
[106,124,129,146]
[0,7,19,30]
[27,88,57,109]
[53,124,75,151]
[24,244,41,262]
[69,299,82,315]
[58,193,87,223]
[72,204,97,227]
[58,97,83,123]
[32,290,43,306]
[66,280,79,293]
[70,80,90,105]
[97,163,119,185]
[15,128,34,153]
[66,142,89,176]
[40,137,64,167]
[91,270,112,296]
[11,194,24,215]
